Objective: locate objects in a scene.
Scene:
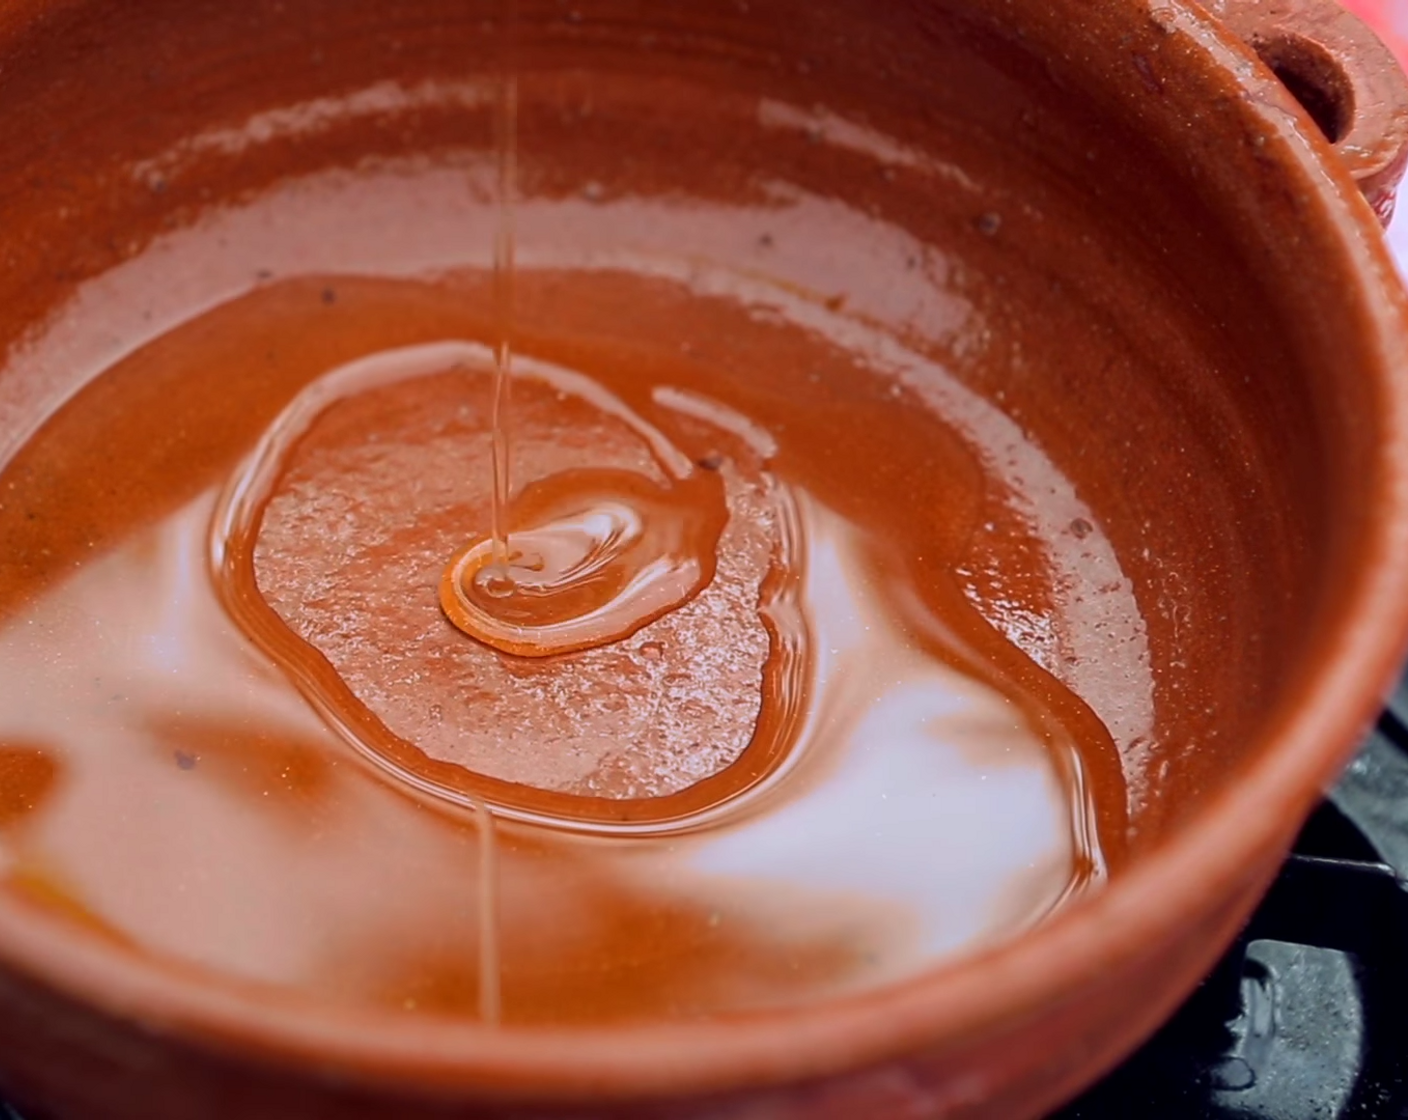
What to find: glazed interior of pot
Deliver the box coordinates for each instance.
[0,0,1383,1026]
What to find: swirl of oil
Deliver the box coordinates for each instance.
[440,465,726,657]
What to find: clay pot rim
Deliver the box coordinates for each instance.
[2,0,1408,1105]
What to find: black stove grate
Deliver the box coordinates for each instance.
[5,688,1408,1119]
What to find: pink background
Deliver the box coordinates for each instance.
[1344,0,1408,62]
[1333,1,1408,255]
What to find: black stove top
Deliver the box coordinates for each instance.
[1059,679,1408,1120]
[5,692,1408,1120]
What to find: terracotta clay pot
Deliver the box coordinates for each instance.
[0,0,1407,1117]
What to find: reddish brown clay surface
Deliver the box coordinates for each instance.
[0,1,1406,1118]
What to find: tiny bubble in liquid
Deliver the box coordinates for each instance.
[474,566,517,600]
[681,698,714,720]
[637,641,665,661]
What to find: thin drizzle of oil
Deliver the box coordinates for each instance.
[472,794,501,1025]
[445,0,732,663]
[488,9,517,576]
[474,0,517,1027]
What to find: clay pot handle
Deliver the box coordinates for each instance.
[1211,0,1408,225]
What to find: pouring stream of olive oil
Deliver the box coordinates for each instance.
[466,2,517,1027]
